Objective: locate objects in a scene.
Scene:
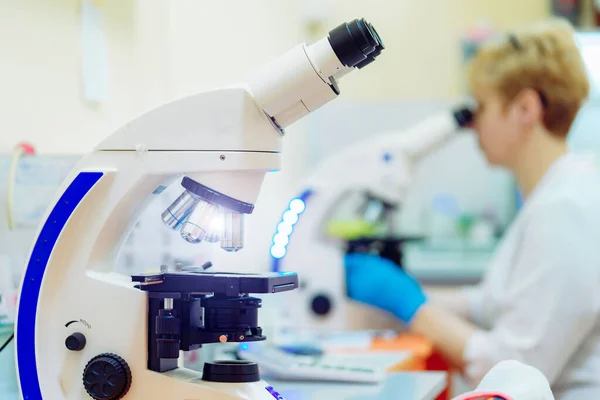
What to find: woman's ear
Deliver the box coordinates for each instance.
[511,88,544,129]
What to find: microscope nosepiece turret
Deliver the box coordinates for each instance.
[161,177,254,251]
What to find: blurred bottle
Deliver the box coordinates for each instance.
[427,193,461,243]
[551,0,581,26]
[462,20,497,62]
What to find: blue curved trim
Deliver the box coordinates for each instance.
[270,189,313,273]
[16,172,103,399]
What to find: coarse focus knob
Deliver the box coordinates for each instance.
[83,353,132,400]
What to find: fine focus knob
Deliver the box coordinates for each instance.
[83,353,132,400]
[157,338,180,359]
[65,332,86,351]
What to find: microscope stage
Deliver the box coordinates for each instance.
[132,271,298,296]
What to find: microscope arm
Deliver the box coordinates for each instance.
[388,107,473,162]
[307,107,474,203]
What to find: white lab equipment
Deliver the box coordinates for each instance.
[235,342,388,383]
[13,18,384,400]
[269,108,473,332]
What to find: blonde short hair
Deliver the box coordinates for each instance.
[468,18,590,137]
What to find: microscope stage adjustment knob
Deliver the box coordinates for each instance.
[65,332,86,351]
[311,294,332,316]
[83,353,132,400]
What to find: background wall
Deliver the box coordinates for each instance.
[0,0,552,154]
[0,0,139,153]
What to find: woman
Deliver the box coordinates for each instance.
[345,18,600,399]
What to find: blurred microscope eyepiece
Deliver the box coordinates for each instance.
[453,105,475,127]
[328,18,385,69]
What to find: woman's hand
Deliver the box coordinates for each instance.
[345,252,477,370]
[344,252,426,324]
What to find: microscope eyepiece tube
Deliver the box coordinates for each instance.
[248,17,384,129]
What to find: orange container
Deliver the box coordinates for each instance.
[370,333,452,400]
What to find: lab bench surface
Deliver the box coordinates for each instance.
[269,371,447,400]
[2,373,446,400]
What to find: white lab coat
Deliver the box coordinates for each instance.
[453,360,555,400]
[445,152,600,400]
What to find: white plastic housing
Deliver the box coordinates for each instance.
[305,37,347,81]
[248,38,348,128]
[309,111,460,204]
[96,87,282,153]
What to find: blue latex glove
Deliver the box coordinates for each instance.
[345,253,426,324]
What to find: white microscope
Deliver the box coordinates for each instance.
[13,18,384,400]
[269,107,473,332]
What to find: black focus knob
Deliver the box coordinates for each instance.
[311,294,332,316]
[156,309,180,335]
[65,332,86,351]
[157,338,180,359]
[83,353,132,400]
